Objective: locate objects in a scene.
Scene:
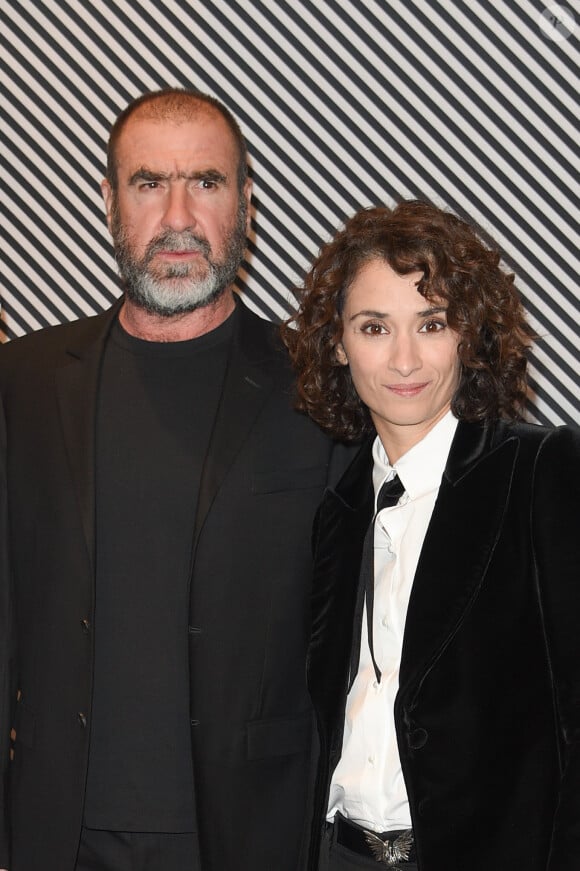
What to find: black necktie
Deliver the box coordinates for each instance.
[349,474,405,689]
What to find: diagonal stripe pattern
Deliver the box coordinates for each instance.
[2,0,579,425]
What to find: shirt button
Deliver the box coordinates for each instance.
[381,616,388,627]
[367,755,375,765]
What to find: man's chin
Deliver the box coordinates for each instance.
[152,261,208,280]
[123,280,225,318]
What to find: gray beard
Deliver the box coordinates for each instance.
[111,201,247,317]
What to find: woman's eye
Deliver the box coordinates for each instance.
[421,319,446,333]
[361,322,386,335]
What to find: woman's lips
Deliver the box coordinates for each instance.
[385,382,429,397]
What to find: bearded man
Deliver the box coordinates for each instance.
[0,89,348,871]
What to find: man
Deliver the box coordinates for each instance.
[0,89,347,871]
[283,201,580,870]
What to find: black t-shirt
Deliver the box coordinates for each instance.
[83,311,233,831]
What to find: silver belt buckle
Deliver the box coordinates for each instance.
[363,828,414,867]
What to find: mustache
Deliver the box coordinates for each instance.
[145,231,211,260]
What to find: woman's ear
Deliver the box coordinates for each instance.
[335,343,348,365]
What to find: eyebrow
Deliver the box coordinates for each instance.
[128,167,228,186]
[348,305,448,321]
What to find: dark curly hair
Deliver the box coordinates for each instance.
[282,200,534,442]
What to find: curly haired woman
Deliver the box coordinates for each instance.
[283,200,580,871]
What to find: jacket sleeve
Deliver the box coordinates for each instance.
[0,393,13,867]
[533,424,580,871]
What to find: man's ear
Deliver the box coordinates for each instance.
[335,343,348,366]
[101,179,113,234]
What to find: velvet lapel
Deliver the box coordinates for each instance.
[192,302,275,546]
[55,300,122,576]
[398,420,519,696]
[308,439,374,734]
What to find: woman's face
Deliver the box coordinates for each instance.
[337,258,460,460]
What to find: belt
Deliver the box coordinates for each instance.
[334,814,416,866]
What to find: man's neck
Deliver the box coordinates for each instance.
[118,290,236,342]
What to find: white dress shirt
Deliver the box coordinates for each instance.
[327,411,458,832]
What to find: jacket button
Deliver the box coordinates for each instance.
[77,712,87,728]
[190,719,200,727]
[80,618,91,633]
[408,727,428,749]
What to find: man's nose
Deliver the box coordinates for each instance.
[162,185,195,232]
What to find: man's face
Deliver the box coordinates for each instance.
[102,109,252,316]
[337,258,461,458]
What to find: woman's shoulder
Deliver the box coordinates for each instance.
[492,418,580,451]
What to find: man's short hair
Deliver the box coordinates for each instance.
[106,87,249,193]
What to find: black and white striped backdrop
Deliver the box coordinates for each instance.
[2,0,579,425]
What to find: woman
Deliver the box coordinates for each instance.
[283,201,579,871]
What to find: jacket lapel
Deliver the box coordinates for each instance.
[399,420,519,695]
[55,298,273,575]
[193,302,276,544]
[308,439,374,734]
[55,301,122,575]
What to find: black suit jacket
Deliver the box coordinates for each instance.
[307,419,580,871]
[0,297,350,871]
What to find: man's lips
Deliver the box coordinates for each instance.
[384,382,429,397]
[155,249,202,258]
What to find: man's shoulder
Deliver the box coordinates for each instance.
[235,299,281,342]
[234,299,292,372]
[0,304,118,367]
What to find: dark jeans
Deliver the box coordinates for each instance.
[75,828,200,871]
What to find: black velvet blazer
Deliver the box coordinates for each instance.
[307,419,580,871]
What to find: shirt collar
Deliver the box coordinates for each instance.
[372,410,458,502]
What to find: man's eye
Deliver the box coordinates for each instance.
[139,182,160,190]
[199,178,218,190]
